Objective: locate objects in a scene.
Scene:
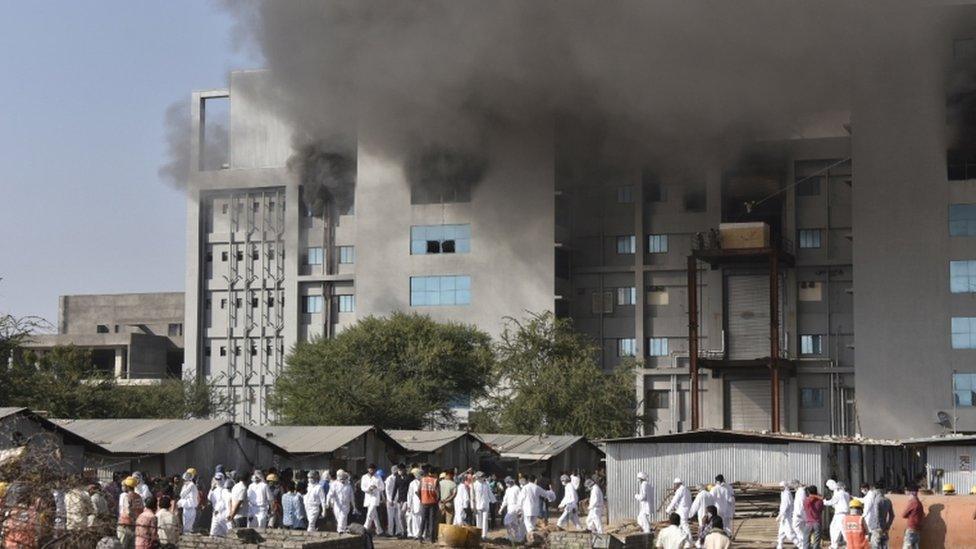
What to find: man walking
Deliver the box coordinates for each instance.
[360,464,385,535]
[385,465,403,537]
[776,481,796,549]
[556,474,581,531]
[177,469,198,534]
[824,480,851,549]
[473,472,496,539]
[666,478,693,546]
[584,478,605,535]
[710,475,735,536]
[634,472,653,534]
[418,467,440,543]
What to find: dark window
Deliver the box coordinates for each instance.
[251,297,259,308]
[268,296,275,307]
[96,325,109,334]
[646,389,670,409]
[204,346,211,357]
[235,298,242,308]
[220,299,227,309]
[801,388,825,408]
[206,252,213,262]
[167,323,182,337]
[221,204,228,214]
[219,346,227,357]
[236,250,244,261]
[251,249,259,260]
[795,176,821,196]
[221,251,228,262]
[205,298,212,310]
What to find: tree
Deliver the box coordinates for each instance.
[480,311,641,439]
[273,312,494,427]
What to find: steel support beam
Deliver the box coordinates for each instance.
[770,250,781,432]
[688,256,700,430]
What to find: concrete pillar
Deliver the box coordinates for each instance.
[114,347,126,379]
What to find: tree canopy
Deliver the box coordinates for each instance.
[273,312,494,428]
[477,311,641,439]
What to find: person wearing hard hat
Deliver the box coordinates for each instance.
[117,476,145,549]
[207,472,231,537]
[555,473,581,531]
[665,477,693,546]
[842,498,869,549]
[634,471,653,533]
[327,469,356,534]
[177,468,199,534]
[824,479,851,549]
[132,472,151,501]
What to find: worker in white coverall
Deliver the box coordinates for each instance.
[327,470,355,534]
[303,470,326,532]
[207,473,230,537]
[584,478,605,534]
[665,477,693,547]
[247,471,272,529]
[823,479,851,549]
[406,469,423,538]
[177,469,199,534]
[634,471,653,533]
[132,472,152,501]
[473,472,496,540]
[556,474,581,530]
[360,464,385,535]
[454,473,473,526]
[710,474,735,536]
[791,480,810,549]
[498,477,524,543]
[385,465,403,537]
[517,475,555,536]
[688,484,715,548]
[776,481,797,549]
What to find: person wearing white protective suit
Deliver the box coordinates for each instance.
[208,474,231,537]
[634,471,653,534]
[327,470,355,534]
[247,471,272,529]
[584,478,605,534]
[823,479,851,549]
[132,472,152,502]
[571,471,581,492]
[517,475,555,536]
[665,477,693,547]
[556,474,582,530]
[498,477,524,543]
[303,470,326,532]
[385,465,404,537]
[791,480,810,549]
[360,464,385,535]
[710,475,735,536]
[776,481,797,549]
[406,469,423,539]
[472,472,496,540]
[177,470,198,534]
[688,484,716,548]
[453,473,473,526]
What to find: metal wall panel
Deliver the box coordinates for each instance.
[726,275,770,359]
[928,445,976,495]
[605,441,822,523]
[726,378,774,431]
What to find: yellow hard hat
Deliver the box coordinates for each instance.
[123,476,138,488]
[849,498,863,509]
[969,485,976,495]
[266,474,278,483]
[707,484,714,491]
[186,468,197,477]
[0,482,8,498]
[943,483,956,494]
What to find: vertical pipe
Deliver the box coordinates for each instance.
[688,255,700,430]
[770,250,781,432]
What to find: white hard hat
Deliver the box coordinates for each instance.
[673,477,682,484]
[637,472,647,480]
[826,479,838,491]
[779,481,788,488]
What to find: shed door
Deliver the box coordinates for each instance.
[726,378,772,431]
[726,275,769,360]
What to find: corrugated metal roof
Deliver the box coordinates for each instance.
[245,425,374,454]
[0,407,28,420]
[602,428,901,446]
[901,433,976,446]
[386,430,470,452]
[53,418,227,454]
[474,433,599,460]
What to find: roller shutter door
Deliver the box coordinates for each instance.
[726,275,769,360]
[726,378,772,431]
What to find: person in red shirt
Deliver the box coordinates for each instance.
[804,485,825,548]
[842,499,869,549]
[135,495,159,549]
[901,487,925,549]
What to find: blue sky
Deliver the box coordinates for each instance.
[0,1,258,325]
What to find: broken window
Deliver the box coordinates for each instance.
[646,287,669,306]
[96,325,109,334]
[411,225,470,255]
[799,281,824,302]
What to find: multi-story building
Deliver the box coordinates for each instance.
[24,292,184,381]
[184,6,976,437]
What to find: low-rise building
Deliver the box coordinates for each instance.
[475,433,604,481]
[0,407,105,473]
[386,430,497,471]
[245,425,405,473]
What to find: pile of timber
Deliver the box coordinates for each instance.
[732,482,782,518]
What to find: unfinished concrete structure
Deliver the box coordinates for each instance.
[23,292,184,380]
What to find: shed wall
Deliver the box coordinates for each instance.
[928,445,976,494]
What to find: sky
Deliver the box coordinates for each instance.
[0,1,258,326]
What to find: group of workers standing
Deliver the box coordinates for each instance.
[637,473,736,549]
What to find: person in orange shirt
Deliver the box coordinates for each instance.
[842,498,870,549]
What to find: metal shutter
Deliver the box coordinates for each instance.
[726,275,770,360]
[727,378,773,431]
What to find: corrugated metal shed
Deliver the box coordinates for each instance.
[0,407,29,420]
[54,418,229,454]
[244,425,376,453]
[475,433,602,460]
[386,430,471,453]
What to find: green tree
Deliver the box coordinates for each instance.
[481,312,641,439]
[273,312,494,427]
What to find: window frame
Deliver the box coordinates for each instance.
[616,235,637,255]
[409,275,472,307]
[647,234,669,254]
[617,338,637,357]
[800,334,824,355]
[337,294,355,313]
[798,229,822,249]
[647,337,669,357]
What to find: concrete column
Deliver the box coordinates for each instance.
[114,347,126,379]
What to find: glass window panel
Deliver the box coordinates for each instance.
[455,238,471,253]
[456,290,471,305]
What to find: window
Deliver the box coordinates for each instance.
[801,388,825,408]
[234,298,242,308]
[646,389,670,409]
[205,299,212,310]
[204,346,211,357]
[267,247,275,260]
[647,287,669,305]
[954,373,976,406]
[250,345,258,356]
[221,251,228,262]
[219,346,227,357]
[647,337,669,357]
[220,298,227,309]
[338,295,355,313]
[592,291,613,314]
[800,334,823,355]
[410,224,471,255]
[251,297,259,308]
[236,250,244,261]
[951,260,976,293]
[96,325,109,334]
[410,275,471,306]
[251,249,259,260]
[952,317,976,349]
[410,179,472,205]
[617,287,637,306]
[795,176,821,196]
[798,229,822,249]
[799,281,824,301]
[221,203,228,214]
[616,235,636,254]
[234,346,241,356]
[114,325,119,333]
[647,234,668,254]
[252,202,260,212]
[617,186,634,203]
[617,338,637,357]
[302,295,324,314]
[950,204,976,236]
[167,323,183,337]
[267,296,275,307]
[306,247,324,265]
[339,246,355,264]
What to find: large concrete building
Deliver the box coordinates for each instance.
[24,292,184,380]
[183,6,976,438]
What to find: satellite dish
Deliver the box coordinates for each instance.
[936,411,953,431]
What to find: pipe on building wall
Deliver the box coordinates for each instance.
[687,256,700,429]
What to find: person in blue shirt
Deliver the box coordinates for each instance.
[282,481,308,530]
